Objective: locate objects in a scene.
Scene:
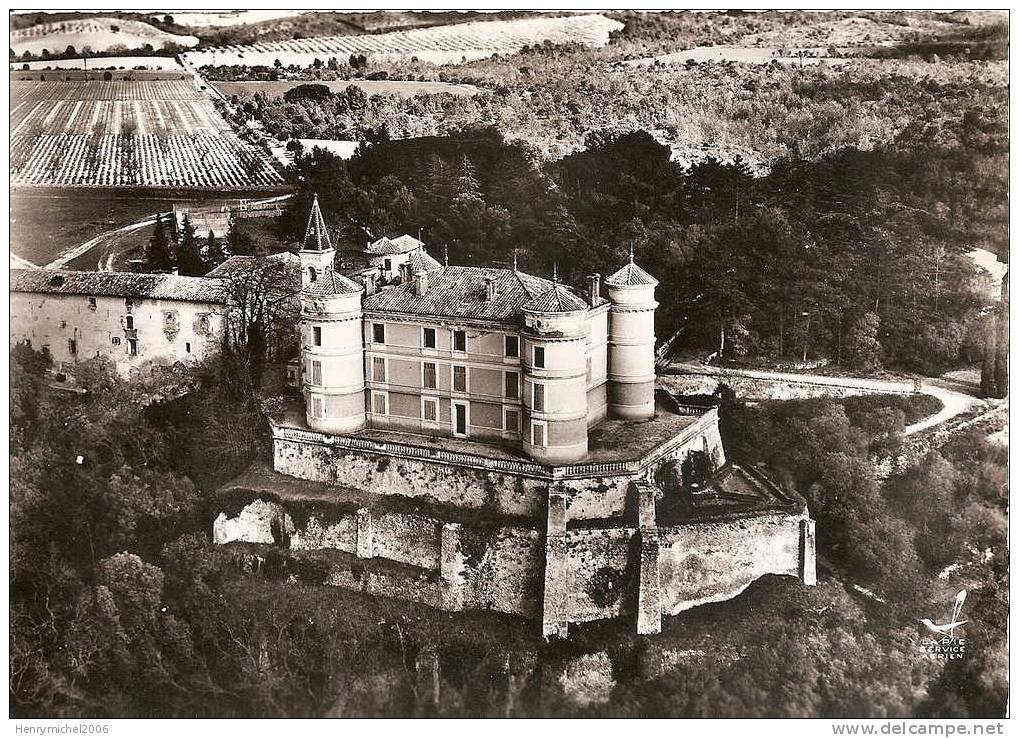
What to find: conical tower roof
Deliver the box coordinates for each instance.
[523,282,588,314]
[605,249,657,287]
[302,194,332,252]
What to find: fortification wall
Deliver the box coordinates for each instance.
[658,511,805,614]
[272,410,725,522]
[213,493,813,634]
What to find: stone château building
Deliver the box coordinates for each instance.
[297,195,658,464]
[215,198,818,638]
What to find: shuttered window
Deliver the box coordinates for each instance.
[453,365,467,392]
[504,371,519,399]
[423,362,437,389]
[533,383,545,412]
[372,357,386,382]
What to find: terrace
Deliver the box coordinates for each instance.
[270,391,708,479]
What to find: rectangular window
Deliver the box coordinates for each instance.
[533,383,545,412]
[88,297,97,311]
[372,323,385,344]
[532,420,547,447]
[371,391,388,416]
[533,346,545,368]
[125,315,134,330]
[111,337,121,346]
[185,342,192,354]
[453,329,466,352]
[311,359,322,385]
[312,397,323,419]
[372,356,386,382]
[67,338,76,355]
[504,408,520,432]
[423,327,436,349]
[127,338,138,356]
[313,326,322,346]
[505,335,520,358]
[422,397,438,423]
[452,365,467,393]
[504,371,519,399]
[423,361,437,389]
[586,356,592,382]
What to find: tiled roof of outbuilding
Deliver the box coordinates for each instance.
[10,268,228,304]
[407,248,443,275]
[206,251,300,278]
[366,234,424,255]
[363,265,571,323]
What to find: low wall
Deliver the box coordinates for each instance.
[662,371,912,402]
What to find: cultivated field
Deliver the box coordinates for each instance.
[213,79,480,101]
[9,17,198,56]
[10,79,284,188]
[184,13,624,67]
[11,55,186,71]
[169,10,310,28]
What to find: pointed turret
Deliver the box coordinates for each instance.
[299,194,337,289]
[298,195,366,434]
[303,193,332,252]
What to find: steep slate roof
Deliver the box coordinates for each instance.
[10,269,228,304]
[303,270,363,297]
[523,282,589,313]
[302,194,332,252]
[365,234,424,255]
[604,257,658,287]
[363,265,577,322]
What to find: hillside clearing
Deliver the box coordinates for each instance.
[10,17,198,56]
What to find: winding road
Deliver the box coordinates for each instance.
[667,361,984,437]
[44,194,293,272]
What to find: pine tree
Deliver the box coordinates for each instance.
[174,215,205,276]
[147,213,175,271]
[205,229,227,268]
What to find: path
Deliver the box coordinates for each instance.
[46,193,293,272]
[668,361,982,437]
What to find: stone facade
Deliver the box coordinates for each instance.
[9,282,226,376]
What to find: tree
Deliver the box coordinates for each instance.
[204,229,227,268]
[220,253,300,392]
[147,213,175,271]
[845,312,882,371]
[174,215,205,276]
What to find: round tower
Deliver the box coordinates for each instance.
[521,279,590,464]
[299,196,367,434]
[604,251,659,421]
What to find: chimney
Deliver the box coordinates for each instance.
[171,267,179,276]
[413,270,429,297]
[484,276,497,301]
[587,273,601,305]
[362,270,377,295]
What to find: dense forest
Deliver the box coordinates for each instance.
[10,345,1006,717]
[277,119,1000,375]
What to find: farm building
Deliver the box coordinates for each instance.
[10,269,228,377]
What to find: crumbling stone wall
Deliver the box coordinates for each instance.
[463,528,543,618]
[657,511,805,615]
[566,527,635,623]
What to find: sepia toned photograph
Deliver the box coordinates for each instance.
[7,6,1009,724]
